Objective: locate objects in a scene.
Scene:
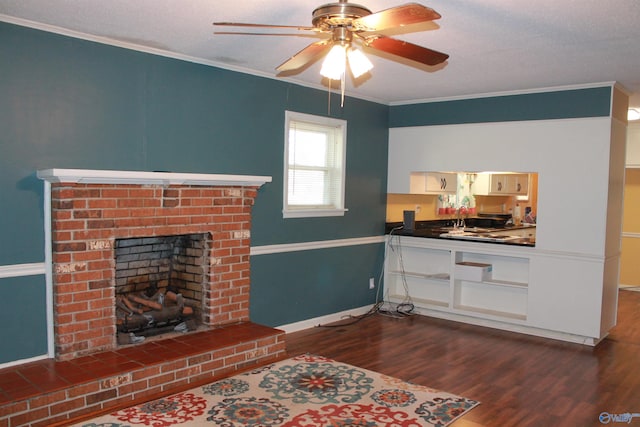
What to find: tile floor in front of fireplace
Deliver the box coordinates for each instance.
[0,322,280,406]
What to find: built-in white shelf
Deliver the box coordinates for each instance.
[452,305,527,321]
[481,279,528,289]
[387,294,449,309]
[388,270,450,282]
[385,235,530,327]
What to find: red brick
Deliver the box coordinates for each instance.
[100,188,129,198]
[160,360,187,373]
[56,301,89,315]
[88,198,117,209]
[73,188,101,199]
[90,298,113,310]
[133,366,161,380]
[175,365,203,380]
[134,385,163,401]
[50,395,85,415]
[55,220,88,231]
[85,389,117,405]
[67,382,101,398]
[9,406,50,426]
[72,289,103,302]
[0,401,27,418]
[52,210,73,221]
[148,372,175,387]
[87,219,116,229]
[73,329,103,343]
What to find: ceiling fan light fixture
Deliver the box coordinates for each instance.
[628,108,640,121]
[320,44,347,80]
[347,47,373,78]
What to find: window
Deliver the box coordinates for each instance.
[283,111,347,218]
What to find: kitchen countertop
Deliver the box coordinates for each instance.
[385,220,536,247]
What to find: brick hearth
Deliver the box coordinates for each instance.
[0,322,286,426]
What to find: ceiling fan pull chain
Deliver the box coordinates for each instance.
[327,79,332,115]
[341,71,346,108]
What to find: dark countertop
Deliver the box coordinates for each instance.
[385,219,536,247]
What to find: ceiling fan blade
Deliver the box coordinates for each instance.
[352,3,441,32]
[214,22,320,32]
[276,40,332,72]
[363,35,448,66]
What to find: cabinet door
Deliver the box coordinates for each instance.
[489,174,509,194]
[471,173,490,196]
[490,174,529,195]
[506,174,529,195]
[410,172,457,194]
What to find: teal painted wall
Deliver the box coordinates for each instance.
[0,276,48,361]
[251,244,385,326]
[0,22,388,364]
[389,87,612,127]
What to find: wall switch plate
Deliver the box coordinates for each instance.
[369,277,375,289]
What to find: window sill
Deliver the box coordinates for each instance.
[283,208,348,219]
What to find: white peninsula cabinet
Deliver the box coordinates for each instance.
[384,235,609,345]
[385,109,627,345]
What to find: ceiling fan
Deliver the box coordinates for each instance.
[213,1,448,87]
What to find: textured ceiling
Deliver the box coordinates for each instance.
[2,0,640,108]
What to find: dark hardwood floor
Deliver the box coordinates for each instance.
[286,289,640,427]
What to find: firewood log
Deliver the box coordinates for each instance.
[118,295,143,314]
[128,294,162,311]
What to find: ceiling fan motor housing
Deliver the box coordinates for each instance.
[312,1,372,30]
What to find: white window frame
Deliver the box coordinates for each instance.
[283,111,348,219]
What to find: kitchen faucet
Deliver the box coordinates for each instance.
[455,207,466,229]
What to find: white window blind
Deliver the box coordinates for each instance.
[283,111,347,218]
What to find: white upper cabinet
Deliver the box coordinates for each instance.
[508,174,529,195]
[410,172,458,194]
[471,173,528,196]
[489,173,529,196]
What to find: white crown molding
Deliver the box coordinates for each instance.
[37,168,272,187]
[390,81,617,107]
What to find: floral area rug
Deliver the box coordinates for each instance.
[74,354,479,427]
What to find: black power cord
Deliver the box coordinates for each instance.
[316,225,415,329]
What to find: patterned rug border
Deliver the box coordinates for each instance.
[74,353,480,427]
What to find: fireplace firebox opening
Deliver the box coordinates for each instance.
[114,233,209,344]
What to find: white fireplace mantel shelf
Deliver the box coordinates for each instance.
[37,168,272,187]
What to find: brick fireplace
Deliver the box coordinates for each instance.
[0,169,288,426]
[37,169,276,361]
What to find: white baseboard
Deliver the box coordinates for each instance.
[0,353,49,370]
[406,305,600,346]
[277,305,375,334]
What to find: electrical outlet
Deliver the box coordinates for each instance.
[415,205,421,213]
[369,277,375,289]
